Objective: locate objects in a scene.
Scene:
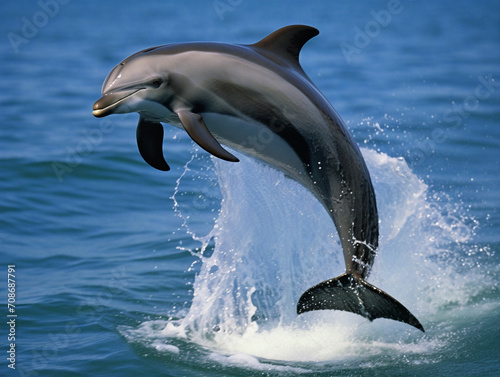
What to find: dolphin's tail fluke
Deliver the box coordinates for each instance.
[297,273,424,332]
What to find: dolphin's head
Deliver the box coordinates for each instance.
[92,49,176,121]
[92,46,239,171]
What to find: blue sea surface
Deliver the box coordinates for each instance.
[1,0,499,376]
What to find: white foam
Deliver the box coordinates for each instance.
[208,352,309,373]
[124,148,494,366]
[152,341,180,354]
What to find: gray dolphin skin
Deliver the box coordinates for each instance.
[93,25,424,332]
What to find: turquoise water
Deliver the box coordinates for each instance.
[1,0,499,376]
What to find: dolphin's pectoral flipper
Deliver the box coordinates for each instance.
[136,118,170,171]
[176,109,239,163]
[297,273,424,332]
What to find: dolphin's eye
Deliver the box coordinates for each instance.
[148,78,163,88]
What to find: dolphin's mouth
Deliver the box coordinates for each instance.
[92,89,142,118]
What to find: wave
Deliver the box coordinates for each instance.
[120,148,497,366]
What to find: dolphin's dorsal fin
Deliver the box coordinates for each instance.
[251,25,319,71]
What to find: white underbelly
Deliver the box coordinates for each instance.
[201,112,309,179]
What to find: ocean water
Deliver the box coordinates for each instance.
[1,0,499,376]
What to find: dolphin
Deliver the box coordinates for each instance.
[93,25,424,332]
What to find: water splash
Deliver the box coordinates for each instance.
[121,148,497,365]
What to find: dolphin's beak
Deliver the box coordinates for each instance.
[92,89,141,118]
